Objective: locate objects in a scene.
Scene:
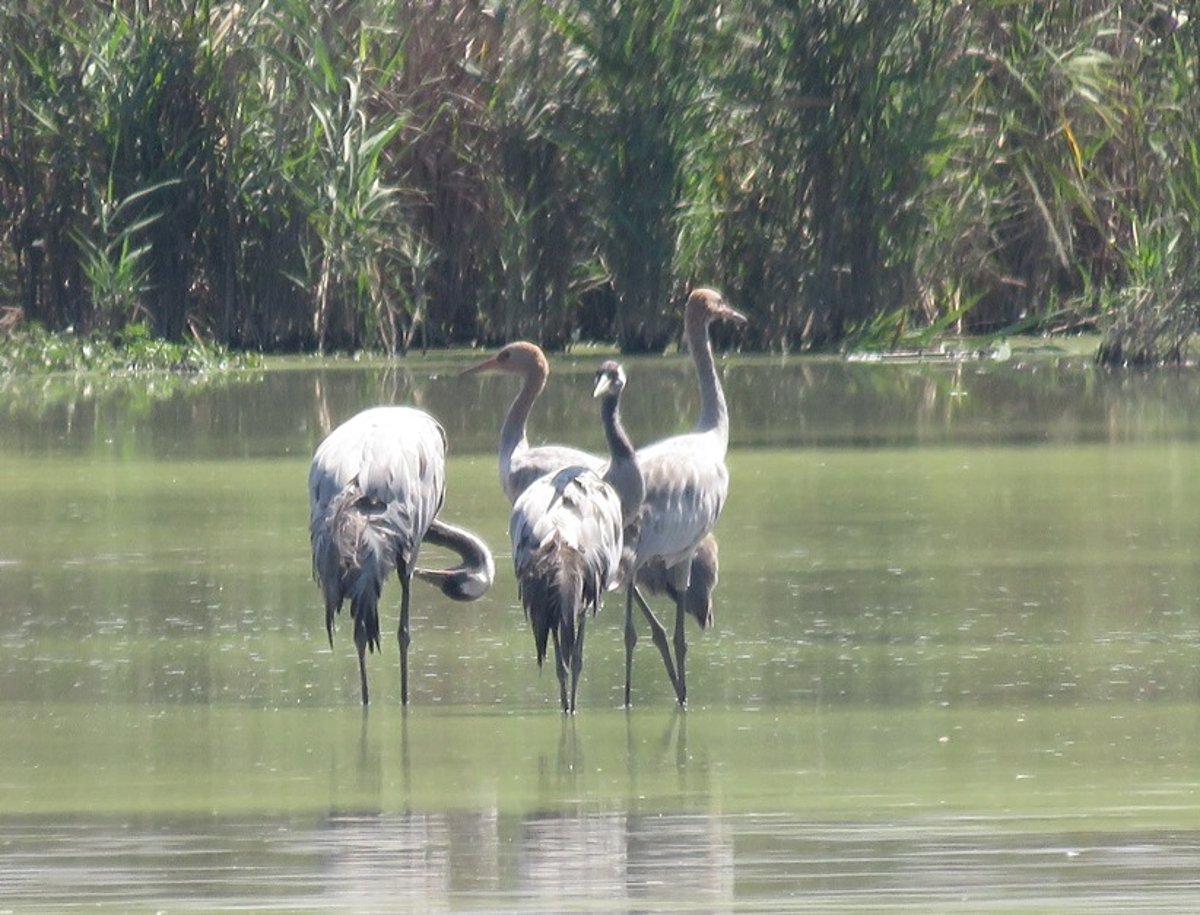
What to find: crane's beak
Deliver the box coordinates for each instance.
[592,374,613,398]
[459,353,501,377]
[414,564,493,601]
[719,302,749,325]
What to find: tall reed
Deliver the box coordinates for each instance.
[0,1,1196,359]
[709,0,964,350]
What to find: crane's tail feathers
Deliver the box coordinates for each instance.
[349,582,383,654]
[684,537,720,629]
[312,483,402,650]
[519,540,605,668]
[635,540,719,629]
[682,572,715,629]
[520,563,559,668]
[518,537,597,667]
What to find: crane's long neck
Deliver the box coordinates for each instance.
[600,393,644,526]
[688,315,728,445]
[414,518,495,601]
[499,370,544,483]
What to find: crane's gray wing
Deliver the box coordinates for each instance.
[634,431,729,569]
[309,407,448,644]
[506,443,604,504]
[309,406,446,553]
[509,467,623,594]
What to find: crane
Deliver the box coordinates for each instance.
[508,361,643,712]
[309,406,494,705]
[625,288,745,706]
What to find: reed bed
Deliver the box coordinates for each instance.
[0,0,1195,363]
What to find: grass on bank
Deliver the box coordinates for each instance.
[0,321,260,375]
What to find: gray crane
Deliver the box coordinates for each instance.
[508,361,643,712]
[627,288,745,706]
[309,405,494,705]
[461,340,719,705]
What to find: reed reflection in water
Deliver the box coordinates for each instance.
[4,809,1200,911]
[3,700,1200,911]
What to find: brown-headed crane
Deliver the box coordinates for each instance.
[627,288,745,706]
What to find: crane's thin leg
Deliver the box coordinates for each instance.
[550,629,569,713]
[632,586,680,696]
[623,587,637,707]
[569,617,586,714]
[673,595,688,706]
[354,628,370,706]
[398,572,412,706]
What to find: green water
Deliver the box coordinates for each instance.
[2,351,1199,910]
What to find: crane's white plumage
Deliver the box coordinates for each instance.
[510,466,624,606]
[634,435,728,571]
[308,405,492,705]
[508,444,603,505]
[309,407,446,602]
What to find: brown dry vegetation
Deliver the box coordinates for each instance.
[0,0,1196,363]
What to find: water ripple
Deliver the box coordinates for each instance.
[2,812,1199,912]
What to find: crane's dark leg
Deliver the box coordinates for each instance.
[673,594,688,706]
[550,629,569,713]
[623,587,637,707]
[632,586,680,698]
[354,627,370,706]
[667,563,690,706]
[569,617,586,714]
[397,571,412,705]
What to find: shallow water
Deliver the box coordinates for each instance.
[2,349,1200,910]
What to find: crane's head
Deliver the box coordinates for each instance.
[686,287,747,329]
[414,524,496,602]
[592,360,627,400]
[460,341,549,381]
[415,562,494,601]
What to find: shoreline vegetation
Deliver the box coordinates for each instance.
[1,1,1197,367]
[0,321,257,375]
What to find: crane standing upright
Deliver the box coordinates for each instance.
[624,288,746,706]
[508,361,644,712]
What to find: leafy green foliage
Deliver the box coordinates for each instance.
[0,0,1197,361]
[712,0,964,350]
[0,321,258,375]
[545,0,718,350]
[1094,4,1200,365]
